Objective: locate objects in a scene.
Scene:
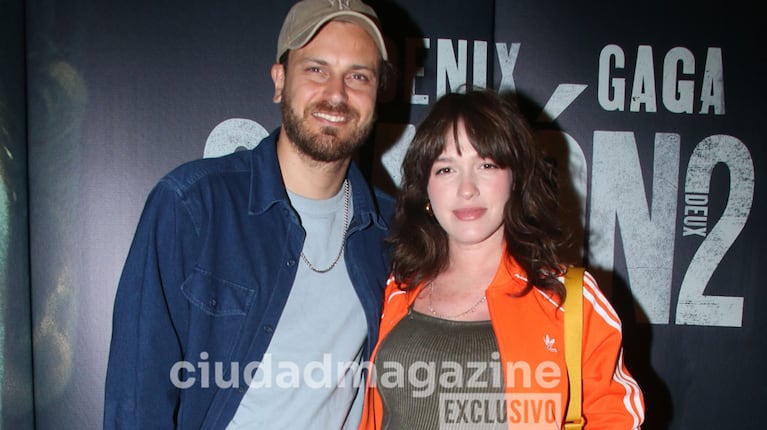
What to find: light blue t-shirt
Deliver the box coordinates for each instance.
[227,183,367,429]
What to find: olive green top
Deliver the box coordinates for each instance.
[374,308,506,429]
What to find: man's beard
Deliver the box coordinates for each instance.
[281,95,374,162]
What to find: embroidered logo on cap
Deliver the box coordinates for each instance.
[328,0,352,10]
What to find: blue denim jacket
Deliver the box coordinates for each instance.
[104,129,394,429]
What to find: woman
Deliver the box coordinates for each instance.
[359,89,644,429]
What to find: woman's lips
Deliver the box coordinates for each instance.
[453,207,486,220]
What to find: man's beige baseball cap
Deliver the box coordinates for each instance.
[276,0,388,62]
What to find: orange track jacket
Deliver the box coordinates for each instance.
[359,255,645,429]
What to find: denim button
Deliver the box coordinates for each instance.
[287,259,296,267]
[209,298,217,308]
[264,325,273,333]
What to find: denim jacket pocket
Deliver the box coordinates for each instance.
[181,269,255,316]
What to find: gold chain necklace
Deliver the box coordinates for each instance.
[427,281,487,319]
[299,179,350,273]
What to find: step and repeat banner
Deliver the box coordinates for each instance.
[23,0,764,428]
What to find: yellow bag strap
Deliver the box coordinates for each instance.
[564,267,585,430]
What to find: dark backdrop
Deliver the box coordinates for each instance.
[14,0,766,428]
[1,0,34,428]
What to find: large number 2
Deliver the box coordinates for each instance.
[675,135,754,327]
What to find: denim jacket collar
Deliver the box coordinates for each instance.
[248,128,389,231]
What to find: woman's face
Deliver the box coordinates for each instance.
[426,121,512,249]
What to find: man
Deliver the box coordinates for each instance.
[103,0,393,428]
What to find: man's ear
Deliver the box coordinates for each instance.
[271,63,285,103]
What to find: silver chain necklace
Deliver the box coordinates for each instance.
[427,281,487,319]
[300,179,351,273]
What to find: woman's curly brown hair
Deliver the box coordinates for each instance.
[388,89,567,299]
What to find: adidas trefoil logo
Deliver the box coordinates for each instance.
[544,334,557,352]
